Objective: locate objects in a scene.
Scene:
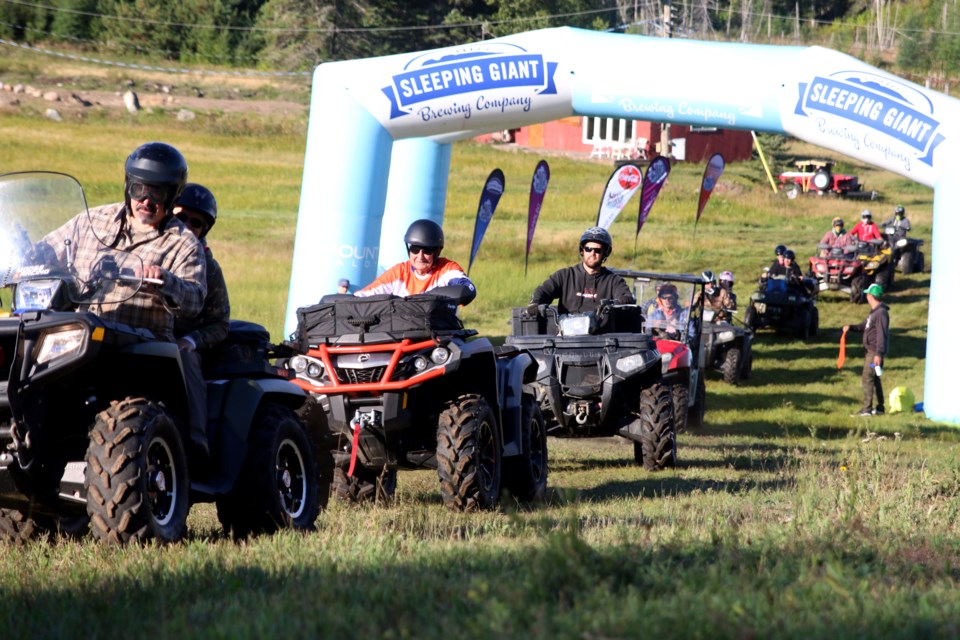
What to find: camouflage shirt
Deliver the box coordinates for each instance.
[174,241,230,350]
[38,202,206,342]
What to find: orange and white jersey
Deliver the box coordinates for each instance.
[356,258,476,302]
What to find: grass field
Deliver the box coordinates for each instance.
[1,84,958,638]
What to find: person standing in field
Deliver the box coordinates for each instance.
[843,283,890,417]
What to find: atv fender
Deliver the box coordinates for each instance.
[118,341,189,422]
[495,349,536,458]
[205,378,306,491]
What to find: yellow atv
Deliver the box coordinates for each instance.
[855,239,894,300]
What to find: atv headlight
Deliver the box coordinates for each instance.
[896,239,907,248]
[816,263,826,272]
[290,356,308,373]
[867,261,879,269]
[661,352,673,367]
[413,355,429,372]
[430,347,450,365]
[719,330,735,342]
[558,314,594,336]
[15,278,62,311]
[307,362,323,378]
[36,325,86,365]
[616,353,648,375]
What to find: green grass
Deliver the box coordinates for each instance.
[1,94,956,638]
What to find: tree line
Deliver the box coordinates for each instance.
[1,0,959,78]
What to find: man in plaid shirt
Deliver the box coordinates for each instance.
[38,142,209,459]
[38,142,206,342]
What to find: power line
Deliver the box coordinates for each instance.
[0,37,310,76]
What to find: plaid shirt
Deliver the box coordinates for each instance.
[39,202,206,341]
[174,242,230,350]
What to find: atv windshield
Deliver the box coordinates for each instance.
[0,171,145,310]
[636,280,697,341]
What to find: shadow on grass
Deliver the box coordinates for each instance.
[5,528,957,638]
[574,474,795,502]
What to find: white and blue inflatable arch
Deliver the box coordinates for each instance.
[285,27,959,424]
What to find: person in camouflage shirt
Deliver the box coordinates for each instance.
[38,142,206,343]
[172,183,230,352]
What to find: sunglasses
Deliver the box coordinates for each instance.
[581,246,604,255]
[177,214,207,231]
[659,293,678,300]
[128,181,174,203]
[408,245,438,256]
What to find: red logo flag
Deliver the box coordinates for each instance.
[525,160,550,276]
[596,163,643,230]
[696,153,725,226]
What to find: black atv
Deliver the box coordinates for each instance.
[0,172,323,545]
[287,287,546,511]
[701,308,754,385]
[505,299,675,471]
[744,270,819,340]
[882,225,925,275]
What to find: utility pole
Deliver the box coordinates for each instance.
[661,1,672,159]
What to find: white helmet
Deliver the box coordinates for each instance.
[720,270,734,285]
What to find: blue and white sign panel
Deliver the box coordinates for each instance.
[360,37,574,139]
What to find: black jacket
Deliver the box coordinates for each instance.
[851,302,890,355]
[530,263,633,315]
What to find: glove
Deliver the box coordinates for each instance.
[524,303,540,318]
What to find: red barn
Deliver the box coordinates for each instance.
[478,117,753,163]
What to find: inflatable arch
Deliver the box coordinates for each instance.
[285,27,959,424]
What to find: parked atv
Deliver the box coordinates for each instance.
[613,270,708,432]
[506,296,675,470]
[0,172,323,545]
[701,308,754,386]
[744,270,819,339]
[287,287,546,511]
[883,225,925,275]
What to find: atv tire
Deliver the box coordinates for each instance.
[741,346,753,380]
[797,308,811,340]
[332,465,397,504]
[810,306,820,338]
[85,398,189,545]
[721,347,742,385]
[850,275,865,304]
[744,304,758,330]
[899,249,915,275]
[502,395,548,502]
[632,383,676,470]
[671,382,690,433]
[216,403,321,539]
[688,374,706,430]
[437,394,502,512]
[0,508,44,544]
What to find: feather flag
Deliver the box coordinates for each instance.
[596,163,643,230]
[525,160,550,276]
[467,168,505,275]
[696,153,725,227]
[634,156,671,252]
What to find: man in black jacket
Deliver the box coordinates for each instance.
[843,283,890,416]
[527,226,634,316]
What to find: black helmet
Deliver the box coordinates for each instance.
[175,183,217,236]
[784,249,796,260]
[124,142,188,210]
[579,226,613,258]
[775,244,786,256]
[894,205,905,217]
[404,219,444,252]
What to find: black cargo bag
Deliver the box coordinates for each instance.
[295,294,463,347]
